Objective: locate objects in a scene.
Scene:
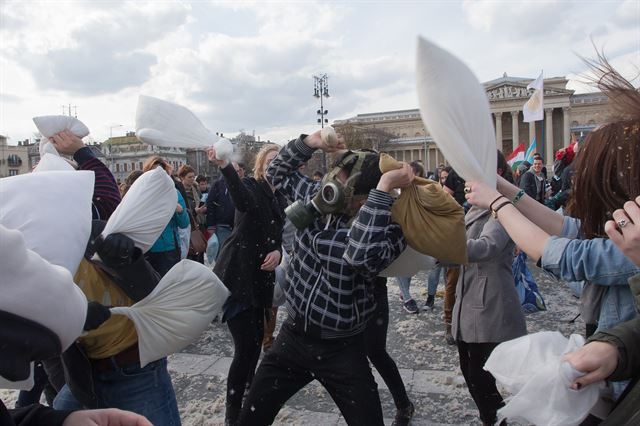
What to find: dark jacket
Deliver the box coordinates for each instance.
[1,400,72,426]
[206,177,236,228]
[519,170,545,203]
[213,164,287,309]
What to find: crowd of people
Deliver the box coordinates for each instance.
[2,55,640,426]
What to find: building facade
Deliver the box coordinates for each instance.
[0,136,31,177]
[335,74,612,172]
[101,132,188,183]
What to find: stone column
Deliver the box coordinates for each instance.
[545,108,554,167]
[495,112,503,149]
[511,110,520,150]
[563,106,571,146]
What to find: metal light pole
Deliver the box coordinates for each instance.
[313,74,329,170]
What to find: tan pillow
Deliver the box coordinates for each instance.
[379,153,467,265]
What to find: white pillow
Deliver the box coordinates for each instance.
[100,167,177,254]
[33,115,90,139]
[135,95,220,149]
[416,37,496,188]
[0,225,87,353]
[111,260,229,367]
[0,170,94,275]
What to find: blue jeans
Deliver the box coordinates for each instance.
[397,267,441,302]
[427,265,443,296]
[206,224,233,264]
[396,276,413,301]
[53,358,180,426]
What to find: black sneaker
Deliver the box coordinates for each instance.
[403,299,419,314]
[423,295,435,310]
[392,401,415,426]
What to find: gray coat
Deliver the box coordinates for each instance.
[452,206,527,343]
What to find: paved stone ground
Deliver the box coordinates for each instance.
[170,262,585,425]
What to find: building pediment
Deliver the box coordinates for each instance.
[485,83,573,101]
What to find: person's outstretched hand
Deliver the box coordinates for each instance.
[206,147,228,168]
[563,341,618,390]
[464,180,503,210]
[377,162,414,193]
[50,130,85,155]
[605,195,640,266]
[63,408,152,426]
[303,129,347,153]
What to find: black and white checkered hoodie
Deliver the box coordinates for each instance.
[267,136,406,339]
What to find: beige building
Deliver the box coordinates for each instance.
[335,74,611,172]
[101,132,187,183]
[0,136,31,177]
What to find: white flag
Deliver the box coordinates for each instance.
[523,71,544,123]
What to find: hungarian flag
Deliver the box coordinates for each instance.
[507,143,526,170]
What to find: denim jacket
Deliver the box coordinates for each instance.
[541,216,640,331]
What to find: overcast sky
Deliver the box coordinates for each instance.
[1,0,638,144]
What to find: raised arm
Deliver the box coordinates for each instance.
[267,136,321,203]
[465,178,568,261]
[206,149,256,213]
[496,174,564,236]
[344,164,413,277]
[51,130,121,220]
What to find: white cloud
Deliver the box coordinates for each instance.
[0,0,637,145]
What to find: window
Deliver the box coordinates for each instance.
[116,163,120,172]
[131,162,136,170]
[8,169,18,176]
[139,161,143,170]
[124,163,128,172]
[7,154,22,167]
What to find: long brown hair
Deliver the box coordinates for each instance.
[567,51,640,238]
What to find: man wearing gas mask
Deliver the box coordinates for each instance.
[237,130,414,426]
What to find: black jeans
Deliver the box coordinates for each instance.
[238,320,384,426]
[365,282,411,410]
[226,307,265,419]
[457,340,504,424]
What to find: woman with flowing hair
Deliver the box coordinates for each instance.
[207,144,287,425]
[463,52,640,418]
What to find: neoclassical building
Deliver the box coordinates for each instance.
[335,74,611,173]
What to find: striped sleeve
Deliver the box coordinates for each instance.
[74,146,121,220]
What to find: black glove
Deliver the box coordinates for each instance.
[95,233,135,268]
[83,301,111,331]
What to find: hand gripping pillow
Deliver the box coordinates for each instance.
[380,154,467,265]
[484,331,603,426]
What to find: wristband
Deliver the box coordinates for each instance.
[489,195,506,211]
[512,189,525,205]
[491,200,513,218]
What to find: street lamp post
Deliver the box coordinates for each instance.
[313,74,329,170]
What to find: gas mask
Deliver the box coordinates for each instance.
[286,151,368,230]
